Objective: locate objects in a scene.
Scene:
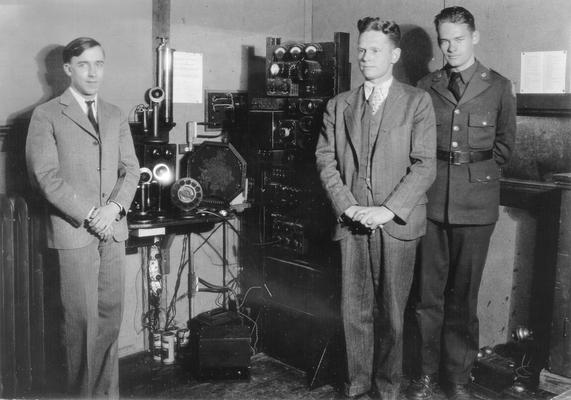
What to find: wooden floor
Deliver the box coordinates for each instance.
[120,352,345,400]
[122,352,394,399]
[119,352,447,400]
[119,351,558,400]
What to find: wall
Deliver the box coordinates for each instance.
[312,0,571,349]
[3,0,570,360]
[0,0,155,358]
[452,0,571,93]
[0,0,313,360]
[0,0,153,193]
[313,0,571,92]
[133,0,312,356]
[168,0,308,144]
[312,0,443,87]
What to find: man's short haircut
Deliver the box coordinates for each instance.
[357,17,401,48]
[434,6,476,32]
[62,37,103,64]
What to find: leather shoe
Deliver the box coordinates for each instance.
[406,375,437,400]
[445,384,473,400]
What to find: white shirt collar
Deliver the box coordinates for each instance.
[363,77,393,101]
[69,87,98,117]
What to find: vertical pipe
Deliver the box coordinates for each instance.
[156,38,174,125]
[222,220,227,308]
[187,234,193,319]
[152,102,160,139]
[152,0,170,89]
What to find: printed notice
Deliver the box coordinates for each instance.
[520,50,567,93]
[173,52,203,103]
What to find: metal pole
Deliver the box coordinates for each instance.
[187,233,193,320]
[222,220,227,308]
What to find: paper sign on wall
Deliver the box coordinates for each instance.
[520,50,567,93]
[173,52,203,103]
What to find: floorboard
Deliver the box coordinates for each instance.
[120,352,449,400]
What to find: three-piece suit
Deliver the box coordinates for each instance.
[315,79,436,398]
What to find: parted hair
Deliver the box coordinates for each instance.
[62,37,103,64]
[434,6,476,32]
[357,17,401,47]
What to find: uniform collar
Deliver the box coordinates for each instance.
[446,60,478,84]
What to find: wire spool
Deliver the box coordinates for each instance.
[170,177,203,215]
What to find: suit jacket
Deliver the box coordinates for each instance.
[315,79,437,241]
[26,88,140,249]
[417,61,516,224]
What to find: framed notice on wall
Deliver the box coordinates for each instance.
[173,52,203,103]
[520,50,567,93]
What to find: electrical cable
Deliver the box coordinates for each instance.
[196,208,277,248]
[164,235,189,330]
[155,208,264,355]
[193,224,222,254]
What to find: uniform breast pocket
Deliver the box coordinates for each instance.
[468,159,500,183]
[468,112,497,149]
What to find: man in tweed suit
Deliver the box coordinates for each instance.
[315,18,436,400]
[407,7,516,400]
[26,37,139,398]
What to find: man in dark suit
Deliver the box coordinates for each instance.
[315,18,436,400]
[26,37,139,398]
[407,7,516,400]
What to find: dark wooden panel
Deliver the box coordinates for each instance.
[517,94,571,117]
[13,197,32,394]
[549,185,571,377]
[0,196,16,397]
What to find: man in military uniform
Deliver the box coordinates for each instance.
[407,7,516,400]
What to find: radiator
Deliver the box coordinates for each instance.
[0,195,46,398]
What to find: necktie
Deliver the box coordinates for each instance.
[448,72,463,101]
[370,86,384,115]
[85,100,99,133]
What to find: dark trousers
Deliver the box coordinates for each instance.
[415,219,495,384]
[340,229,417,399]
[57,238,126,398]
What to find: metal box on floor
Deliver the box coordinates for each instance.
[189,311,251,381]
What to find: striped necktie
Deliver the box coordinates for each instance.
[85,100,99,133]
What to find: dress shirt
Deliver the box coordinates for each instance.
[69,86,98,119]
[364,77,393,103]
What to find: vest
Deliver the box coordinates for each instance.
[355,98,386,206]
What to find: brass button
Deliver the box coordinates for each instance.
[453,125,460,132]
[454,109,460,114]
[486,175,491,180]
[451,141,458,148]
[96,167,100,171]
[482,121,488,126]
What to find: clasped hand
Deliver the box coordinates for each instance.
[344,205,395,231]
[87,204,120,241]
